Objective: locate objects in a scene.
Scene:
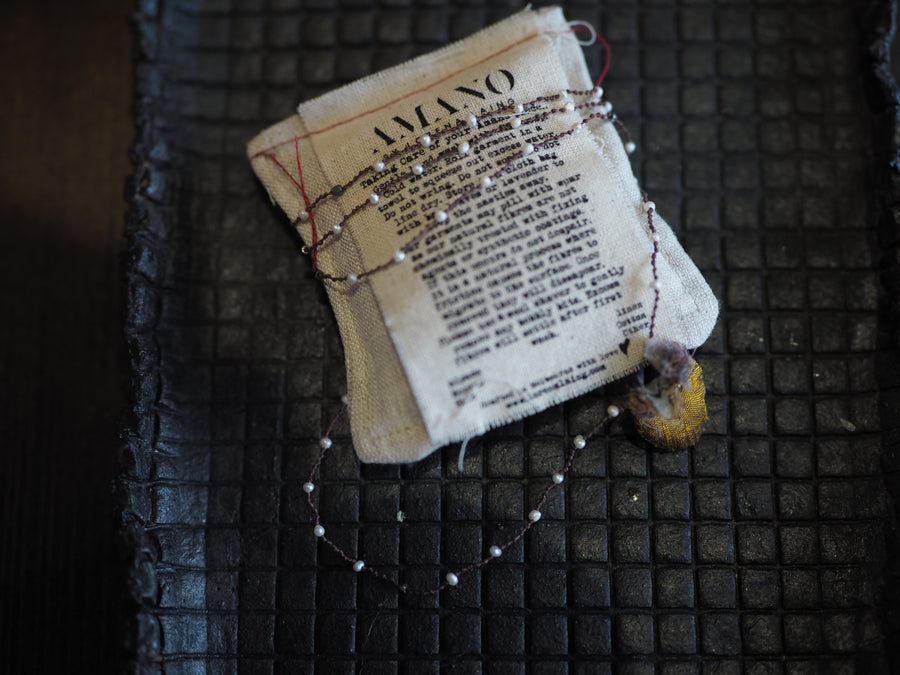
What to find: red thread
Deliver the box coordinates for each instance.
[261,151,303,194]
[596,34,612,86]
[258,145,320,270]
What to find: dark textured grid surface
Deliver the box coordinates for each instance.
[121,0,898,672]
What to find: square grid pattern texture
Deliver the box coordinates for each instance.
[121,0,900,673]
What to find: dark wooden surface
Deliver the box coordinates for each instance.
[0,1,133,671]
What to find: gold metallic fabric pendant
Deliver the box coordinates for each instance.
[634,360,707,451]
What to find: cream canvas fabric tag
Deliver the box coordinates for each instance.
[247,7,718,463]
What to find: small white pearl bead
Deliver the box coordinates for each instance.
[652,233,660,243]
[435,210,448,223]
[564,101,575,112]
[298,210,309,222]
[445,572,459,586]
[313,525,325,537]
[510,118,521,129]
[373,161,385,172]
[369,193,380,204]
[481,176,492,188]
[523,143,534,155]
[319,437,332,450]
[489,545,503,557]
[393,250,406,263]
[642,200,656,212]
[558,90,568,100]
[593,86,604,98]
[600,102,613,114]
[341,394,350,405]
[412,164,424,175]
[528,510,542,522]
[332,224,342,235]
[514,103,524,113]
[467,113,478,128]
[347,274,358,285]
[458,142,470,156]
[303,482,315,493]
[352,560,365,573]
[419,134,432,147]
[625,141,637,154]
[650,280,662,291]
[552,473,564,484]
[607,405,621,418]
[573,435,586,450]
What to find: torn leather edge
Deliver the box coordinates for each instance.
[117,0,170,672]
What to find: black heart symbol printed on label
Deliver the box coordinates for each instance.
[619,338,630,355]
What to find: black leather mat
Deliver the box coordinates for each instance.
[120,0,900,672]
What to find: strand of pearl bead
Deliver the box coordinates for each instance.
[312,101,616,284]
[293,93,659,592]
[303,402,622,594]
[298,92,621,266]
[290,90,618,237]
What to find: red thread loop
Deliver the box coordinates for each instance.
[567,24,611,87]
[260,144,320,271]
